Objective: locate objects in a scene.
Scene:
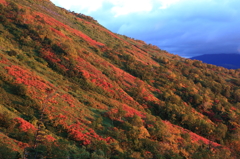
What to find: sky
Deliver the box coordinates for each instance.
[51,0,240,58]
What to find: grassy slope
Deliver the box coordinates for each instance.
[0,0,240,158]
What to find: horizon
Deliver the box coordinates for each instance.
[51,0,240,58]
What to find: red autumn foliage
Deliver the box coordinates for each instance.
[14,117,36,132]
[53,114,68,127]
[35,12,104,46]
[76,57,102,76]
[15,141,29,149]
[67,123,113,145]
[0,55,9,64]
[61,94,75,107]
[76,51,159,106]
[50,27,71,40]
[203,110,223,123]
[122,104,145,118]
[75,57,118,95]
[1,1,239,157]
[80,69,90,79]
[106,104,145,121]
[188,131,221,147]
[5,65,53,90]
[90,77,113,94]
[141,87,159,102]
[163,120,221,148]
[56,114,67,119]
[214,99,220,104]
[45,135,56,142]
[0,133,24,152]
[0,0,6,4]
[125,46,159,66]
[40,49,61,63]
[68,128,89,143]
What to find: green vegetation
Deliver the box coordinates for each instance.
[0,0,240,158]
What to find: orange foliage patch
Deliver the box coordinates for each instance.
[191,108,215,125]
[188,131,221,147]
[81,69,90,79]
[122,104,146,118]
[50,27,71,40]
[163,120,221,148]
[125,45,159,66]
[40,49,61,63]
[76,57,102,76]
[67,123,113,146]
[141,87,159,102]
[61,94,76,107]
[14,117,37,132]
[0,0,6,4]
[35,12,104,46]
[0,133,25,152]
[5,65,54,91]
[107,104,146,120]
[45,135,56,142]
[76,57,119,96]
[15,141,29,149]
[76,52,156,107]
[0,55,9,64]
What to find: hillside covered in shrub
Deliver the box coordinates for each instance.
[0,0,240,158]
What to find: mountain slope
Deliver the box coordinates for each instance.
[0,0,240,158]
[191,53,240,69]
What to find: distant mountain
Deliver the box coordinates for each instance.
[191,53,240,69]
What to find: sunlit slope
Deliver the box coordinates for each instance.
[0,0,240,158]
